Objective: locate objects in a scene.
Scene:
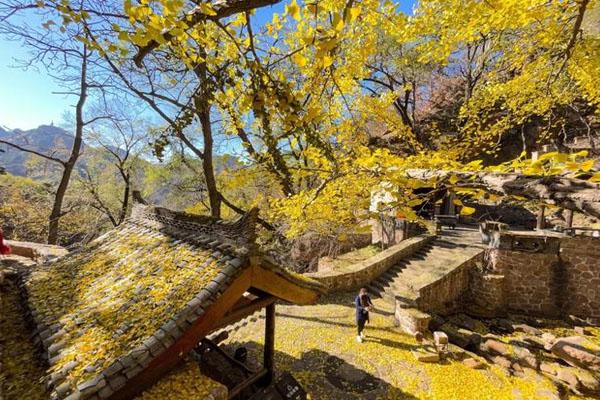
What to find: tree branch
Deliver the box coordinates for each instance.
[133,0,283,66]
[0,139,66,165]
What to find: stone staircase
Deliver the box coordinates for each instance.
[368,229,484,308]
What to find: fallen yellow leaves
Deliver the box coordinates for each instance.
[24,223,222,389]
[136,360,227,400]
[223,293,584,400]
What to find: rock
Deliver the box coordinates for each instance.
[512,324,541,336]
[535,388,560,400]
[556,368,579,388]
[575,368,600,395]
[429,314,446,331]
[441,323,481,349]
[542,333,556,350]
[414,331,424,343]
[568,315,589,326]
[521,336,546,351]
[463,357,485,369]
[511,362,525,377]
[540,361,559,376]
[481,339,511,357]
[412,347,440,363]
[440,323,470,348]
[490,318,514,334]
[458,328,481,347]
[550,336,600,372]
[513,346,539,370]
[490,355,512,370]
[451,314,478,331]
[574,326,590,336]
[434,331,448,345]
[448,344,467,360]
[541,361,600,395]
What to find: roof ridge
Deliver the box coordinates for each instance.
[129,204,258,253]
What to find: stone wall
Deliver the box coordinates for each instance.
[306,235,435,293]
[5,240,68,262]
[493,250,562,316]
[472,232,600,319]
[560,236,600,317]
[417,255,482,316]
[371,218,423,247]
[468,264,506,317]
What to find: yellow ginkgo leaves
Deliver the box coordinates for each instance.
[287,0,301,21]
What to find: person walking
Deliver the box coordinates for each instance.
[355,287,373,343]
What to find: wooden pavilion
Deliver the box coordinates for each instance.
[9,203,323,399]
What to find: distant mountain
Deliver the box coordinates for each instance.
[0,124,80,176]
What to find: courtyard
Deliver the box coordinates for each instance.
[223,292,599,400]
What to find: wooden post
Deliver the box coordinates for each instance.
[447,192,456,215]
[536,205,545,230]
[264,302,275,386]
[565,209,574,228]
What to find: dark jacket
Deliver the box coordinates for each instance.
[355,294,372,322]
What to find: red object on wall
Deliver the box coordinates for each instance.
[0,229,11,255]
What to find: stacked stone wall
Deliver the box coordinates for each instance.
[473,233,600,319]
[491,250,561,317]
[468,256,506,317]
[417,256,481,316]
[560,237,600,318]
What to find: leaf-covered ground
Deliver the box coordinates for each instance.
[136,360,227,400]
[224,292,598,400]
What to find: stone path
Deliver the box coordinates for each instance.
[367,227,485,306]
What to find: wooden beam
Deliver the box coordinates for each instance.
[263,303,275,386]
[228,369,268,399]
[251,265,320,305]
[109,268,253,400]
[210,295,276,333]
[200,338,254,375]
[406,169,600,219]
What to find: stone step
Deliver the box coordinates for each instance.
[382,268,404,279]
[369,278,389,293]
[380,270,400,282]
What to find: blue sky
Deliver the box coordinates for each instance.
[0,0,415,130]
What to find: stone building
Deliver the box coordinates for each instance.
[0,204,323,400]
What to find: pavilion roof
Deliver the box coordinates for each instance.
[18,204,322,399]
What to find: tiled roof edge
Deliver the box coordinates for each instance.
[68,255,250,400]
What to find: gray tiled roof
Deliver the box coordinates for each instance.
[14,204,318,400]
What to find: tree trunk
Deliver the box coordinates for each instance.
[47,46,88,244]
[565,209,574,228]
[193,55,221,218]
[118,171,131,225]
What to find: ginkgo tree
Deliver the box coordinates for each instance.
[7,0,599,241]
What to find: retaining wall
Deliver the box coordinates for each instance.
[472,232,600,319]
[306,234,435,293]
